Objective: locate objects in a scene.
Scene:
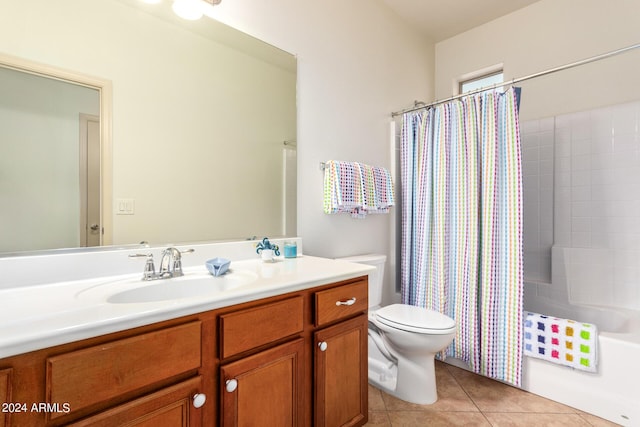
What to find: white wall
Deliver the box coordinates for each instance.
[209,0,434,300]
[435,0,640,121]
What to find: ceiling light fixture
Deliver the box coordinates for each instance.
[171,0,221,20]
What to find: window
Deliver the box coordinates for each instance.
[459,71,504,94]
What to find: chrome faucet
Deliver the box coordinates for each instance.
[129,247,194,281]
[159,247,182,278]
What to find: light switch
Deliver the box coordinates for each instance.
[116,198,135,215]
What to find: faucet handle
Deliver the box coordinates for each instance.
[172,248,195,277]
[130,248,194,280]
[158,247,195,278]
[129,253,156,280]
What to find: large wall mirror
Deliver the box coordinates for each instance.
[0,0,297,255]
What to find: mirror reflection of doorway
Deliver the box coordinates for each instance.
[79,114,101,247]
[0,64,101,252]
[283,143,297,236]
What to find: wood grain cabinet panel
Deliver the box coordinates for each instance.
[220,297,303,359]
[0,368,12,427]
[315,315,368,427]
[67,376,204,427]
[46,322,202,420]
[220,339,304,426]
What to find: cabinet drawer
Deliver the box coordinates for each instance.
[67,376,203,427]
[46,322,201,420]
[315,280,368,326]
[220,297,303,359]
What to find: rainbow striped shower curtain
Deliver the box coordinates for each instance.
[400,87,523,386]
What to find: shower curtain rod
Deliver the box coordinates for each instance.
[391,42,640,117]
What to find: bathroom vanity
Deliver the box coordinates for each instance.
[0,242,372,426]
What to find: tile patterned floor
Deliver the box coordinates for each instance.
[366,361,621,426]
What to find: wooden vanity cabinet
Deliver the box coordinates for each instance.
[217,277,369,426]
[0,275,368,427]
[217,296,305,426]
[314,281,368,427]
[0,318,212,427]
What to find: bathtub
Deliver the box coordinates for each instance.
[521,292,640,426]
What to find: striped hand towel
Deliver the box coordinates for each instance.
[323,160,394,218]
[523,312,598,372]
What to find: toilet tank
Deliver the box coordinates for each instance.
[337,254,386,308]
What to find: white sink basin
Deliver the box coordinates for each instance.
[77,269,259,304]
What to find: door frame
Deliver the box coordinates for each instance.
[79,113,101,247]
[0,53,113,245]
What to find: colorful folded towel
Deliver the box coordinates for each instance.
[523,312,598,372]
[323,160,394,218]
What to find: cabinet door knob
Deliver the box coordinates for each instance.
[318,341,328,352]
[226,379,238,393]
[192,393,206,408]
[335,297,356,306]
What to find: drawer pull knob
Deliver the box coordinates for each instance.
[226,379,238,393]
[318,341,328,352]
[192,393,207,408]
[336,297,356,306]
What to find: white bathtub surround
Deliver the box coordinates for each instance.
[562,246,640,309]
[516,94,640,427]
[555,100,640,311]
[522,100,640,311]
[0,238,374,359]
[520,117,555,285]
[523,281,629,334]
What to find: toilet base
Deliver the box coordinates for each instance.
[367,333,439,405]
[368,334,398,391]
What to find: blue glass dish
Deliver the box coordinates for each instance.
[206,257,231,276]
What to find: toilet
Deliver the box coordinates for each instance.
[338,254,456,405]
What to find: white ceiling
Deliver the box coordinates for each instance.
[381,0,542,41]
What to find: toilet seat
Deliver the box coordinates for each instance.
[375,304,456,335]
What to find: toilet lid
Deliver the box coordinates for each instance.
[375,304,456,333]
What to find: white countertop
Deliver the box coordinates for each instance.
[0,255,373,359]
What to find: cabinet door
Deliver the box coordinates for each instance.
[67,376,204,427]
[220,338,304,427]
[315,315,367,427]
